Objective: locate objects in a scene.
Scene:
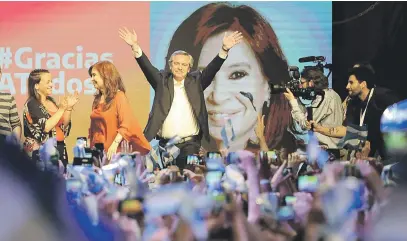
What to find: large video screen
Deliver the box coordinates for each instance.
[0,1,331,155]
[150,1,332,152]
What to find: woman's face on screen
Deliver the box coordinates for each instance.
[198,31,269,147]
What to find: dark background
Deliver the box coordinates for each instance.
[332,1,407,100]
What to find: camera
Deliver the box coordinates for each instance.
[270,56,331,101]
[270,66,325,100]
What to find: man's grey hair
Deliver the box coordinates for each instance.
[168,50,194,68]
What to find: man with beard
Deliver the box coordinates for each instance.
[311,66,400,159]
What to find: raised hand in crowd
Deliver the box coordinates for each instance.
[258,151,273,193]
[287,152,306,170]
[120,140,133,154]
[106,139,128,162]
[219,147,229,158]
[271,160,292,191]
[255,114,269,152]
[254,114,265,139]
[183,169,204,184]
[293,192,314,226]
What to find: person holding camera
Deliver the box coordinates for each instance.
[283,68,344,149]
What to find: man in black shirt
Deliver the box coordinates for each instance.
[312,66,400,159]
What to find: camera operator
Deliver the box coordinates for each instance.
[311,66,401,159]
[284,68,344,149]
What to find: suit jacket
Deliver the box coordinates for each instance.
[135,52,226,142]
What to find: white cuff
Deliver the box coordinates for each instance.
[218,49,228,59]
[132,45,143,58]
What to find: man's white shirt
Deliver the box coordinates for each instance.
[160,79,199,138]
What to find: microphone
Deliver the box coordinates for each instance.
[298,56,325,63]
[325,63,333,69]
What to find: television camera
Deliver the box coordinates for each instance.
[269,56,332,102]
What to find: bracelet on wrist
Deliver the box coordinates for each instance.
[222,46,229,52]
[260,179,270,185]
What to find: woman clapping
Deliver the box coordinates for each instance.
[23,69,79,166]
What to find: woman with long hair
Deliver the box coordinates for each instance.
[165,2,296,153]
[88,61,151,161]
[23,69,79,166]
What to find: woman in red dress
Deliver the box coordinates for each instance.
[88,61,151,161]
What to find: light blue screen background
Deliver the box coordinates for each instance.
[149,1,332,106]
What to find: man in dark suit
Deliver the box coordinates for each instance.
[119,27,242,169]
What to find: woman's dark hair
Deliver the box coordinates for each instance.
[165,2,294,149]
[27,69,50,101]
[88,61,126,111]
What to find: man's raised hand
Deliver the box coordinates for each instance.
[222,31,243,51]
[119,27,139,47]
